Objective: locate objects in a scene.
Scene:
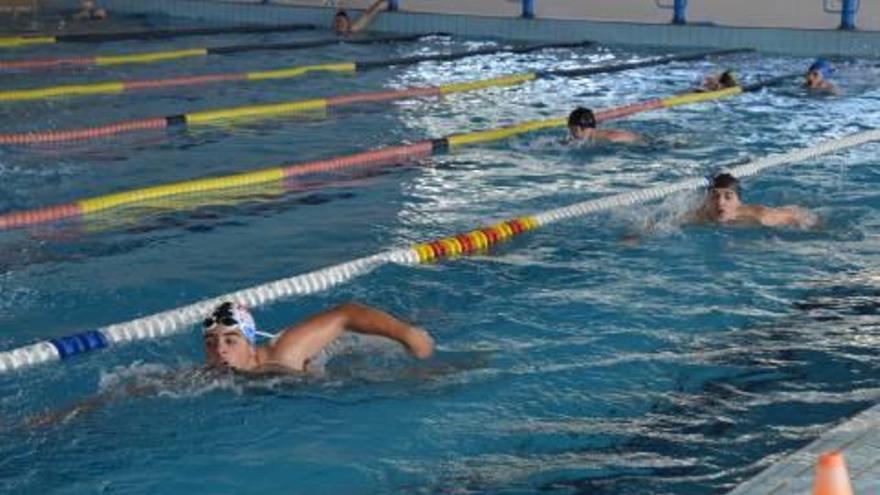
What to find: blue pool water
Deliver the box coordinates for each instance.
[0,13,879,495]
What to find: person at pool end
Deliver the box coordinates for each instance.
[804,58,839,94]
[691,173,818,228]
[566,107,642,145]
[203,301,434,373]
[700,69,738,92]
[333,0,387,35]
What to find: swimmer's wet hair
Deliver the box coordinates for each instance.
[335,9,349,19]
[719,70,738,88]
[710,172,740,192]
[568,107,597,129]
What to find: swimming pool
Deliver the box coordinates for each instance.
[0,13,879,495]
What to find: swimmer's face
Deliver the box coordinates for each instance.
[568,125,593,140]
[805,70,823,88]
[203,327,255,370]
[333,14,350,34]
[707,187,741,221]
[81,0,95,8]
[703,75,720,91]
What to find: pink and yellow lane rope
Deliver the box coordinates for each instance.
[0,74,535,144]
[0,62,356,102]
[0,48,209,70]
[0,86,742,230]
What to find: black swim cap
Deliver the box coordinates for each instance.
[335,9,348,19]
[718,70,738,88]
[710,172,740,192]
[568,107,597,129]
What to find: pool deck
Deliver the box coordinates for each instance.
[728,401,880,494]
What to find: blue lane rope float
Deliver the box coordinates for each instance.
[1,129,879,373]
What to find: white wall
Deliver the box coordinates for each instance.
[396,0,519,17]
[273,0,520,17]
[536,0,670,24]
[859,0,880,31]
[689,0,840,29]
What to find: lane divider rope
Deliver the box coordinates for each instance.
[0,23,316,49]
[2,128,877,373]
[0,41,596,102]
[0,72,799,231]
[0,47,749,141]
[0,33,433,71]
[0,83,754,230]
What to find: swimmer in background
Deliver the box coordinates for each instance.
[333,0,387,35]
[699,69,739,92]
[623,172,818,245]
[565,107,643,145]
[804,58,839,94]
[690,173,818,228]
[72,0,107,21]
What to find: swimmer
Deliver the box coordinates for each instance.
[566,107,642,145]
[72,0,107,20]
[333,0,387,35]
[691,173,818,228]
[804,58,839,94]
[202,301,433,373]
[25,301,434,427]
[700,69,739,92]
[624,172,818,245]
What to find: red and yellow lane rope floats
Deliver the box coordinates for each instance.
[410,216,539,263]
[0,86,744,230]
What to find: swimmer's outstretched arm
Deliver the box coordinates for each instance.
[267,302,434,370]
[24,378,168,428]
[350,0,387,33]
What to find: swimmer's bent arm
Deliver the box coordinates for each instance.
[267,302,434,370]
[757,205,818,228]
[350,0,387,33]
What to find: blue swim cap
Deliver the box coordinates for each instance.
[203,302,258,346]
[808,58,834,79]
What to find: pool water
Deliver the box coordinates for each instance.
[0,12,879,495]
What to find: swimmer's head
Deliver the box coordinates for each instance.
[333,9,351,34]
[202,301,259,370]
[703,70,738,91]
[568,107,597,139]
[718,70,738,88]
[806,58,833,87]
[706,173,741,221]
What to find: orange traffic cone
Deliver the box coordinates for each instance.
[813,450,854,495]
